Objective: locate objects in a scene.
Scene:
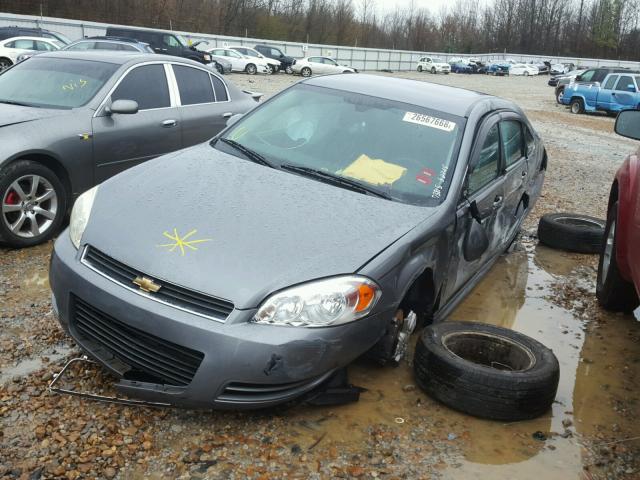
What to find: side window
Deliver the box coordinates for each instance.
[615,75,635,92]
[13,39,35,49]
[67,42,95,50]
[308,57,320,63]
[111,64,170,110]
[524,126,535,157]
[228,50,242,58]
[210,75,228,101]
[579,70,595,82]
[163,35,180,47]
[468,124,500,194]
[270,48,281,57]
[4,41,14,48]
[500,121,524,167]
[120,44,138,52]
[35,41,54,51]
[173,66,214,105]
[603,75,618,90]
[212,49,224,56]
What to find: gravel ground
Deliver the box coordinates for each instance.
[1,71,639,480]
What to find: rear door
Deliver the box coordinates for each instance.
[447,119,507,295]
[92,63,181,182]
[170,64,230,146]
[499,117,529,239]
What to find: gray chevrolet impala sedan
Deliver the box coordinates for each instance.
[0,51,258,248]
[50,74,546,408]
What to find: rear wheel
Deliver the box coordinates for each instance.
[0,57,12,71]
[431,67,437,74]
[214,62,224,75]
[285,66,293,74]
[301,67,312,77]
[597,201,639,311]
[245,63,257,75]
[570,98,584,114]
[417,65,423,72]
[524,71,529,76]
[0,160,67,248]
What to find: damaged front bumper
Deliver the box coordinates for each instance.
[49,233,391,409]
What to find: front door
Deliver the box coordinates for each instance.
[446,121,507,298]
[92,63,181,182]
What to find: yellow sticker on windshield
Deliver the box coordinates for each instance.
[402,112,455,132]
[342,154,406,186]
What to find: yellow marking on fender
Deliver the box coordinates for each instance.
[157,228,212,256]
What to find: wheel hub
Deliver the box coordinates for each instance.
[2,174,58,239]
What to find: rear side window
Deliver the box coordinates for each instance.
[468,124,500,194]
[210,75,228,101]
[500,121,524,167]
[603,75,618,90]
[112,64,170,110]
[173,65,214,105]
[615,75,635,92]
[35,41,56,51]
[12,39,35,49]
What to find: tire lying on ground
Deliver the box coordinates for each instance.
[414,321,560,421]
[537,213,605,254]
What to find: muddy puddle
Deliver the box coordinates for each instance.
[263,241,640,479]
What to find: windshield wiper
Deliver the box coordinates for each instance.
[280,164,392,200]
[0,100,38,108]
[217,138,274,168]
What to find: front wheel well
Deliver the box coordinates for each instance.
[399,268,438,323]
[8,154,72,203]
[608,180,619,213]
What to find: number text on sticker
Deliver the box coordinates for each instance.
[402,112,455,132]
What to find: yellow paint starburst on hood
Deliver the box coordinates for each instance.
[157,228,212,256]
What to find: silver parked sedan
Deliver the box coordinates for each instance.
[0,51,259,248]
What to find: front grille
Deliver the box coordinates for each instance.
[72,296,204,386]
[82,246,234,321]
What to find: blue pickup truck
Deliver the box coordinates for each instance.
[561,72,640,115]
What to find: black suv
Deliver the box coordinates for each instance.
[254,44,294,73]
[106,27,211,64]
[554,67,640,103]
[0,26,71,44]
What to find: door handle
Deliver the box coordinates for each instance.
[522,170,528,177]
[161,119,177,128]
[222,112,233,118]
[492,195,504,209]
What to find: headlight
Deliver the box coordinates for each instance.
[253,276,381,327]
[204,54,211,61]
[69,186,98,249]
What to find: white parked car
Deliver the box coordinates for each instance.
[0,36,63,70]
[509,63,540,76]
[206,47,270,74]
[292,56,357,77]
[230,46,281,74]
[416,56,450,74]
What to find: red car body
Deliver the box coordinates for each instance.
[609,150,640,291]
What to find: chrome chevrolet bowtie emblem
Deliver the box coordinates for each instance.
[133,276,161,293]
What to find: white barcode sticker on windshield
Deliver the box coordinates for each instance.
[402,112,456,132]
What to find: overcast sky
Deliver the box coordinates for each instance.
[375,0,483,15]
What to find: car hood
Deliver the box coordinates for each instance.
[0,103,64,128]
[83,144,433,309]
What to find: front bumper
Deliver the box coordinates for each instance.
[49,233,390,409]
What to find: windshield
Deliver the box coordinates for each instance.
[0,57,118,109]
[216,84,464,206]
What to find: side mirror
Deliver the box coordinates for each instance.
[105,99,139,115]
[615,110,640,140]
[226,113,244,127]
[576,75,582,81]
[628,84,636,92]
[463,202,490,262]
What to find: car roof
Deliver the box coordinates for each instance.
[2,36,59,42]
[303,74,490,117]
[30,51,201,67]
